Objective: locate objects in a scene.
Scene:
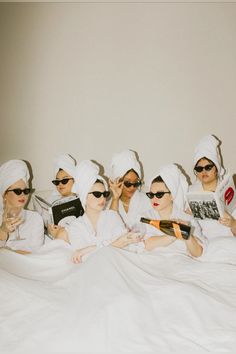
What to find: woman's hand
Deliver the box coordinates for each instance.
[219,212,236,232]
[171,219,189,240]
[72,245,97,264]
[48,224,63,239]
[111,231,144,249]
[109,178,123,200]
[0,211,22,234]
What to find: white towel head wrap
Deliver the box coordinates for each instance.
[110,149,142,180]
[72,160,108,208]
[0,159,30,209]
[53,153,76,178]
[52,154,77,197]
[193,135,224,178]
[150,164,188,211]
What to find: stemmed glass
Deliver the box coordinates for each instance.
[7,207,25,241]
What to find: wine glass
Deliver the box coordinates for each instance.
[7,207,25,241]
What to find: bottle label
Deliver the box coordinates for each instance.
[172,223,182,239]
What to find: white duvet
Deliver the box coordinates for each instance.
[0,237,236,353]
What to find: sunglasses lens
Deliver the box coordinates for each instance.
[124,181,132,188]
[61,179,70,185]
[104,191,110,198]
[52,180,59,186]
[205,164,214,171]
[156,192,165,198]
[24,188,31,195]
[146,192,154,199]
[14,189,22,195]
[93,192,102,198]
[195,166,203,173]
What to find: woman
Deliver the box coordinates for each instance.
[0,159,44,253]
[189,135,236,238]
[43,154,83,237]
[142,164,205,257]
[52,160,143,263]
[50,153,77,202]
[108,149,150,230]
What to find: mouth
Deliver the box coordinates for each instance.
[18,199,25,203]
[153,202,159,207]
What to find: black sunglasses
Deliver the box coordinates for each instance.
[146,191,171,199]
[194,164,215,173]
[52,178,74,186]
[88,191,110,199]
[123,181,142,188]
[6,188,31,196]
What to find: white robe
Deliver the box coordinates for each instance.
[116,190,150,230]
[0,210,44,252]
[189,182,236,239]
[139,203,207,255]
[66,210,127,250]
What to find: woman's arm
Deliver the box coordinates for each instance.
[109,178,123,212]
[111,231,143,249]
[184,235,203,257]
[72,245,97,263]
[219,212,236,236]
[144,235,176,251]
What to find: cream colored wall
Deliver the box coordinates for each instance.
[0,3,235,190]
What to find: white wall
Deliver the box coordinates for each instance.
[0,3,235,190]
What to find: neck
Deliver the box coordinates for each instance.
[86,207,101,230]
[158,203,173,220]
[120,195,131,206]
[202,180,218,192]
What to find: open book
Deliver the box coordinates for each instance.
[33,194,84,226]
[186,174,236,220]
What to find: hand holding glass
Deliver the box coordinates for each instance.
[6,208,25,241]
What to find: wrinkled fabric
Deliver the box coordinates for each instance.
[0,238,236,352]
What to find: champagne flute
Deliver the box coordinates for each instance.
[7,207,25,241]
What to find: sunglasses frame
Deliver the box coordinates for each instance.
[146,191,171,199]
[88,191,110,199]
[52,178,74,186]
[194,164,215,173]
[123,180,142,188]
[6,188,31,196]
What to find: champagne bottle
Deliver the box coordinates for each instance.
[140,217,191,240]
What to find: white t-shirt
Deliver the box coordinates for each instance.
[189,182,236,239]
[0,210,45,252]
[65,210,127,250]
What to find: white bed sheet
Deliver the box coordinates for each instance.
[0,237,236,353]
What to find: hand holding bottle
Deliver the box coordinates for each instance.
[140,217,191,240]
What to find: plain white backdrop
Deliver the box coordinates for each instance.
[0,2,235,190]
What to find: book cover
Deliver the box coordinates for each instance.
[187,174,236,220]
[33,194,84,226]
[51,196,84,225]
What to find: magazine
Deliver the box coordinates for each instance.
[33,194,84,226]
[187,174,236,220]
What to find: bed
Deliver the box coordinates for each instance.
[0,236,236,352]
